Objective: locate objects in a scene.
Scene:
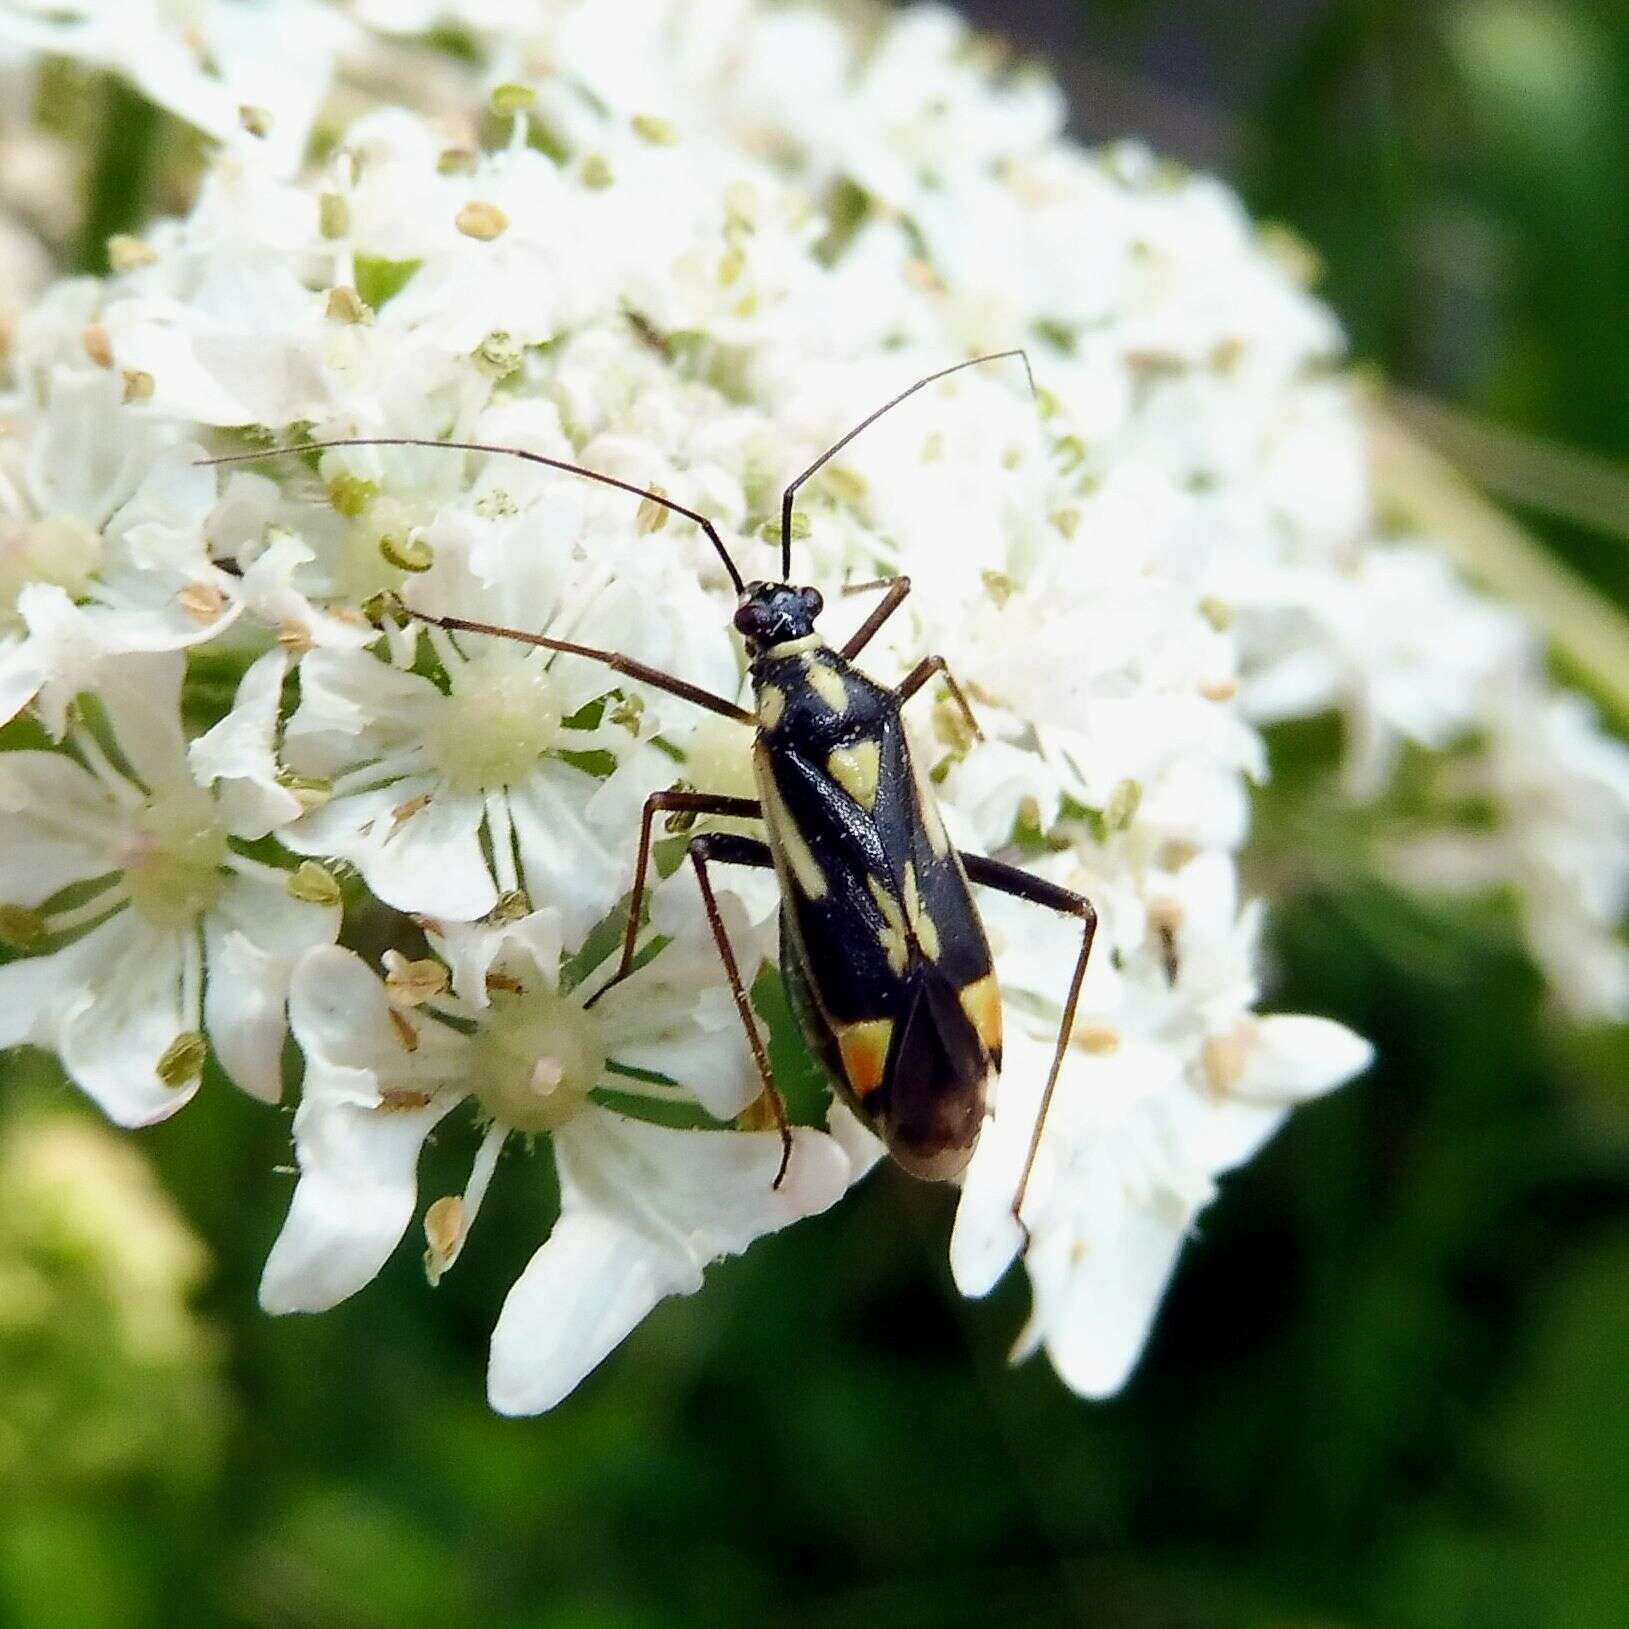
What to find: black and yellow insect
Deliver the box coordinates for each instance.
[208,352,1097,1225]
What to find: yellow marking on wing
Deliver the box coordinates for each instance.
[867,875,911,976]
[909,738,951,856]
[835,1018,894,1097]
[902,862,941,961]
[805,658,849,715]
[754,743,827,900]
[756,683,786,731]
[827,739,881,810]
[958,972,1003,1057]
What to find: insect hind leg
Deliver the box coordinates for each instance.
[687,831,794,1190]
[586,789,761,1009]
[960,852,1098,1250]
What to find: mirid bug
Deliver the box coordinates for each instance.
[204,352,1098,1233]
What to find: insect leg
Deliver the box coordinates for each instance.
[896,655,984,743]
[413,609,754,726]
[586,790,762,1007]
[687,832,793,1188]
[838,575,912,659]
[843,575,982,739]
[960,853,1098,1243]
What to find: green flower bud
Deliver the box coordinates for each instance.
[156,1032,207,1089]
[286,861,342,907]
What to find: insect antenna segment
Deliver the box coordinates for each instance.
[776,348,1036,578]
[197,436,749,595]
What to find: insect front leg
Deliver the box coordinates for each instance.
[686,832,794,1189]
[839,576,983,742]
[839,574,913,659]
[960,853,1098,1244]
[586,790,762,1008]
[897,655,984,743]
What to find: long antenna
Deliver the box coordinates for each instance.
[197,436,746,595]
[778,349,1037,579]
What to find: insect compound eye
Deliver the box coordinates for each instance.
[733,601,763,638]
[799,586,824,620]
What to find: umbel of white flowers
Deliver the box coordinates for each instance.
[0,0,1623,1414]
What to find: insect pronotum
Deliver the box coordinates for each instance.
[203,350,1098,1239]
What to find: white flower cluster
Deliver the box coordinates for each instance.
[0,57,54,325]
[0,0,1620,1412]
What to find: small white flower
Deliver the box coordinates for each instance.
[1393,685,1629,1021]
[0,651,338,1122]
[1492,692,1629,1020]
[227,433,749,933]
[942,554,1261,851]
[1233,543,1531,795]
[0,370,240,733]
[187,648,306,838]
[0,206,48,313]
[951,847,1372,1394]
[0,0,355,175]
[3,0,1619,1417]
[262,912,849,1414]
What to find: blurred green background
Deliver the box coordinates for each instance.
[3,2,1629,1625]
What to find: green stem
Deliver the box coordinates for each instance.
[74,77,162,274]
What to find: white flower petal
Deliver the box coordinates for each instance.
[203,926,295,1104]
[261,947,463,1313]
[487,1112,848,1414]
[826,1097,887,1182]
[203,867,340,1102]
[361,787,495,922]
[0,751,123,906]
[57,912,197,1126]
[1236,1015,1374,1104]
[288,942,465,1077]
[950,1035,1051,1299]
[288,782,496,921]
[284,647,435,776]
[97,651,189,789]
[486,1205,673,1417]
[507,764,626,945]
[427,908,565,1010]
[593,940,763,1122]
[1186,1099,1292,1176]
[23,367,149,523]
[11,584,103,738]
[1026,1191,1196,1400]
[189,650,303,838]
[234,529,378,652]
[0,932,96,1052]
[0,635,46,730]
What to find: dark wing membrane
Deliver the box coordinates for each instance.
[875,960,988,1177]
[869,711,995,995]
[779,906,987,1180]
[767,733,900,1025]
[765,691,999,1178]
[764,707,993,1026]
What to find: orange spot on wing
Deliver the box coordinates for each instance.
[837,1019,894,1098]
